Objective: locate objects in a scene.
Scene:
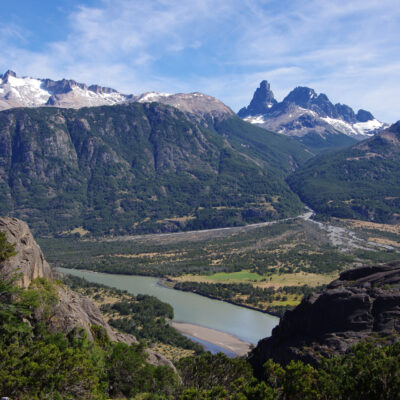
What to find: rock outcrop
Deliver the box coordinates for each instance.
[49,284,137,344]
[249,261,400,375]
[0,217,53,287]
[0,217,174,369]
[238,80,277,117]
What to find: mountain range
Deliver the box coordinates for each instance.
[0,70,234,121]
[239,80,387,151]
[0,100,310,236]
[0,69,399,234]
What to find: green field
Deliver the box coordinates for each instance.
[206,270,263,282]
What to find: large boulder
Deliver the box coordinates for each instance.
[249,261,400,375]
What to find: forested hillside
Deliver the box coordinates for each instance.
[0,103,310,236]
[289,121,400,223]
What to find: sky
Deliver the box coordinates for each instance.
[0,0,399,122]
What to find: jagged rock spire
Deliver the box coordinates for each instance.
[238,80,277,117]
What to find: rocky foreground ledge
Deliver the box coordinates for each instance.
[249,261,400,375]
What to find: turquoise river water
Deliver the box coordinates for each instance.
[57,267,279,350]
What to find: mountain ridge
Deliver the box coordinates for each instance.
[288,120,400,223]
[0,102,309,236]
[0,70,234,122]
[239,80,387,149]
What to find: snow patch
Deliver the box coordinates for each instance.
[136,92,171,102]
[353,119,385,135]
[70,86,127,105]
[322,117,359,136]
[243,115,266,124]
[322,117,384,137]
[0,76,52,106]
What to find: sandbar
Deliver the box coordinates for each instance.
[171,321,252,356]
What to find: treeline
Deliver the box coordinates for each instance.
[176,343,400,399]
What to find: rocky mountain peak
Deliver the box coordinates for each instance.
[1,70,17,82]
[357,109,374,122]
[240,80,385,141]
[0,70,234,121]
[133,91,235,121]
[335,103,356,123]
[238,80,277,117]
[283,86,318,107]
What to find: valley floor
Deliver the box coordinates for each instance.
[40,212,400,318]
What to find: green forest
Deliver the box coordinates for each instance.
[288,122,400,223]
[1,232,400,399]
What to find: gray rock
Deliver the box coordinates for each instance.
[238,80,277,117]
[0,216,52,287]
[249,261,400,375]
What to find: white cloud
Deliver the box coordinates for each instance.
[0,0,399,121]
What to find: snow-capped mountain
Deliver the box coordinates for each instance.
[0,70,130,109]
[0,70,234,120]
[238,81,387,141]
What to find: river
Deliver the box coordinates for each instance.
[57,267,279,353]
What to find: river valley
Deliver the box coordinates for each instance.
[57,267,279,355]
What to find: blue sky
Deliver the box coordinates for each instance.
[0,0,399,122]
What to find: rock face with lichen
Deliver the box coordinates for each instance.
[0,216,53,287]
[249,261,400,375]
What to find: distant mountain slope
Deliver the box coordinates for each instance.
[212,116,312,174]
[288,121,400,223]
[0,103,308,236]
[239,80,387,152]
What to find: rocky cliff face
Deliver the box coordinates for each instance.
[0,216,130,341]
[0,217,53,287]
[249,261,400,375]
[238,80,277,117]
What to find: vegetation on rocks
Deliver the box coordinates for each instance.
[64,274,203,354]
